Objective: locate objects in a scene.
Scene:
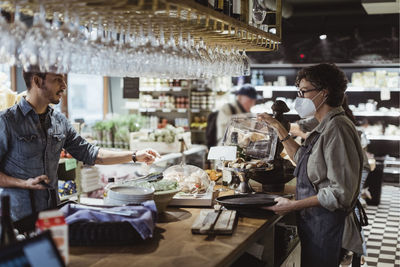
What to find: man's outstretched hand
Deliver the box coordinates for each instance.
[135,149,161,165]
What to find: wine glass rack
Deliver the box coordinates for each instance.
[0,0,282,52]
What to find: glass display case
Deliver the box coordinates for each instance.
[222,114,278,162]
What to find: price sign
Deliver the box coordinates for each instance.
[65,159,77,171]
[207,146,237,161]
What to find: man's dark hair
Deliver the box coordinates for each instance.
[295,63,348,107]
[22,70,46,90]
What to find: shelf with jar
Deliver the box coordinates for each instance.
[138,78,218,142]
[139,78,191,113]
[190,116,208,131]
[253,99,400,118]
[362,123,400,141]
[139,78,189,92]
[189,84,216,136]
[138,94,190,110]
[191,89,215,112]
[248,64,399,87]
[246,64,400,117]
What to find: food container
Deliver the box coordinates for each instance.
[163,164,210,194]
[36,209,69,264]
[222,114,278,162]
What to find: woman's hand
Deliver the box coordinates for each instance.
[257,113,281,129]
[290,123,308,139]
[136,149,161,165]
[263,197,297,216]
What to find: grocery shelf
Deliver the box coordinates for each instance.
[255,85,400,92]
[383,167,400,174]
[139,108,188,113]
[367,135,400,141]
[346,87,400,92]
[353,111,400,117]
[190,108,213,113]
[0,0,282,51]
[253,107,399,119]
[255,86,297,91]
[140,87,185,92]
[384,160,400,165]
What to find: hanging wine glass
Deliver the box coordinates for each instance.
[68,16,90,74]
[0,9,13,64]
[231,48,242,77]
[8,5,27,66]
[196,38,212,78]
[126,25,141,77]
[241,50,250,76]
[19,5,50,72]
[164,28,180,78]
[176,29,191,78]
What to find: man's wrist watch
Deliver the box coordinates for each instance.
[132,151,137,162]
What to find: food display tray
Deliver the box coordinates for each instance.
[168,186,214,207]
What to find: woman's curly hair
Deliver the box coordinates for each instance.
[295,63,348,107]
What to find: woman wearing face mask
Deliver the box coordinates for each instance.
[258,63,364,267]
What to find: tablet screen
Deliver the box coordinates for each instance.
[0,231,65,267]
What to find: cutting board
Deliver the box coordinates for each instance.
[191,209,237,235]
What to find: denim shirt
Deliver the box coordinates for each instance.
[0,97,99,221]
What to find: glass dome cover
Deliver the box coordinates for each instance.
[163,164,210,194]
[222,114,278,162]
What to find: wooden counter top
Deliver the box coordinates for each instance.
[69,207,281,267]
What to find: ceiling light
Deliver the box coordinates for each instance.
[319,34,327,40]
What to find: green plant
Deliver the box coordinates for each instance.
[103,120,115,131]
[127,114,146,132]
[93,121,105,131]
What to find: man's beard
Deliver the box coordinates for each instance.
[41,83,61,105]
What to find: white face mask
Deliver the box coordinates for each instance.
[294,91,325,118]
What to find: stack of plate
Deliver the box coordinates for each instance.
[80,166,102,193]
[106,186,154,206]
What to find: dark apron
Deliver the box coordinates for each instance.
[294,133,346,267]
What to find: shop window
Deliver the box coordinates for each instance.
[67,74,103,124]
[0,64,11,90]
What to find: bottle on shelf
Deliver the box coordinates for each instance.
[214,0,224,12]
[172,79,181,87]
[251,70,258,86]
[257,71,264,86]
[223,0,233,16]
[232,0,241,20]
[1,195,17,247]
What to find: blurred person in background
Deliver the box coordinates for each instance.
[216,84,260,144]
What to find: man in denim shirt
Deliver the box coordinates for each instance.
[0,69,160,221]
